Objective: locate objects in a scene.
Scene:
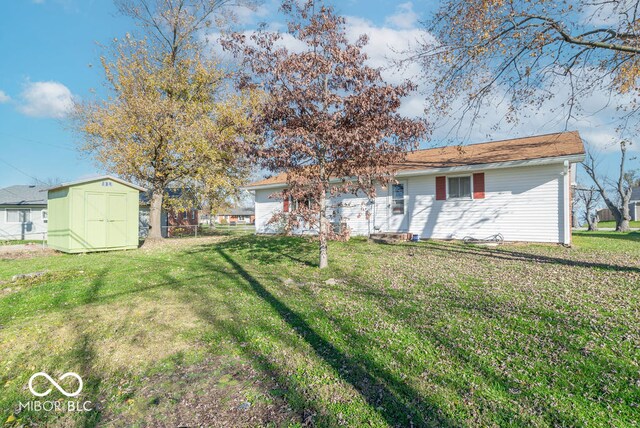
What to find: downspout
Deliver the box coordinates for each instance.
[562,160,571,246]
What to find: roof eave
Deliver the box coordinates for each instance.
[243,154,586,190]
[48,175,147,192]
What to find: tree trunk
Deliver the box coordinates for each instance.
[586,214,598,231]
[318,189,328,269]
[617,218,630,232]
[147,190,164,240]
[610,207,630,232]
[618,201,631,232]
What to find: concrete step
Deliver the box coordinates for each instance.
[369,232,412,243]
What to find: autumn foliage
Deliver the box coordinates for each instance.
[416,0,640,130]
[224,0,428,267]
[74,0,260,239]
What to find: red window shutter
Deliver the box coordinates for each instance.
[435,176,446,200]
[283,197,290,212]
[473,173,485,199]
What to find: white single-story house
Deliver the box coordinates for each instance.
[0,185,49,240]
[245,131,586,245]
[216,207,255,224]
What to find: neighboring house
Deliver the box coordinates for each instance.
[246,131,585,245]
[0,185,48,240]
[596,208,615,222]
[139,190,199,238]
[630,187,640,221]
[216,207,255,224]
[596,186,640,222]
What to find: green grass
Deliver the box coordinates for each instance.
[1,232,639,427]
[586,220,640,228]
[0,239,42,246]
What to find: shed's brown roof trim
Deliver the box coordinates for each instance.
[247,131,585,188]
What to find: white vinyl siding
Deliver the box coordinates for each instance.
[6,208,31,223]
[0,206,48,240]
[253,162,570,244]
[255,189,289,234]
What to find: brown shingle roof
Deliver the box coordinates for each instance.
[247,131,585,188]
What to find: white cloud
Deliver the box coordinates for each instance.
[0,90,10,103]
[385,2,419,30]
[18,81,74,118]
[232,2,273,25]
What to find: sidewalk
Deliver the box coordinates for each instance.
[573,227,640,231]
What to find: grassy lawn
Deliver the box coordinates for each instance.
[587,220,640,228]
[0,240,43,246]
[1,232,639,427]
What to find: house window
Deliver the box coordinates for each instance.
[7,209,31,223]
[192,211,196,220]
[391,183,405,214]
[293,196,315,211]
[448,176,472,199]
[42,209,48,223]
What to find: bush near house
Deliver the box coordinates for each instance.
[0,232,638,427]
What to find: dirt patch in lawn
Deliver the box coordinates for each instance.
[100,355,301,427]
[0,244,57,260]
[139,235,229,252]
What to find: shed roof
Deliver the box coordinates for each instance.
[0,185,48,206]
[48,175,146,192]
[247,131,585,188]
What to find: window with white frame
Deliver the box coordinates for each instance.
[42,209,48,223]
[391,183,405,214]
[6,209,31,223]
[447,176,472,199]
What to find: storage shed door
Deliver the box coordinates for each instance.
[106,193,127,247]
[86,193,107,249]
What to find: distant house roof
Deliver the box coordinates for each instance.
[631,186,640,201]
[0,185,48,206]
[218,207,254,216]
[48,175,146,192]
[246,131,586,189]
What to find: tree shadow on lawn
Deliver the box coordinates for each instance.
[416,240,640,273]
[201,234,318,267]
[69,268,106,427]
[176,246,457,427]
[320,265,639,426]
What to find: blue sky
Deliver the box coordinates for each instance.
[0,0,633,188]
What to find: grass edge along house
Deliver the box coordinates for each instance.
[246,132,585,245]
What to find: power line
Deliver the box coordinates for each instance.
[0,156,47,185]
[0,132,76,152]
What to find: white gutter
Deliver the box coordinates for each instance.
[243,154,585,191]
[562,160,572,245]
